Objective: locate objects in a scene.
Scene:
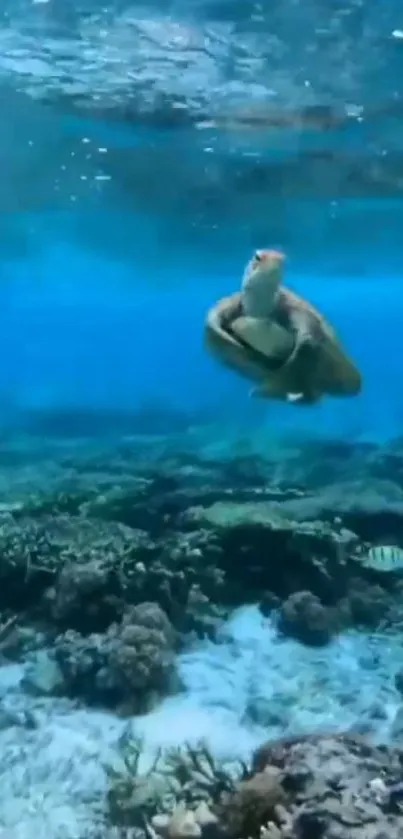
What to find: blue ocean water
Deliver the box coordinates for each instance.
[0,0,401,440]
[2,1,403,835]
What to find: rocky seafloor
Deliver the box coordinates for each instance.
[3,411,403,837]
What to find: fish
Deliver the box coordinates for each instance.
[364,545,403,572]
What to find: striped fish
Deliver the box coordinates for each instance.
[365,545,403,572]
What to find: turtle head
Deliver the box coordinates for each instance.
[241,249,285,318]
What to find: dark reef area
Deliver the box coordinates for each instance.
[3,409,403,835]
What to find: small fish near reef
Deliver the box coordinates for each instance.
[364,545,403,573]
[204,249,362,406]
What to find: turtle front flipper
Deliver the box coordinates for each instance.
[230,315,294,363]
[281,332,317,370]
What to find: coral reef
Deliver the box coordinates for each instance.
[3,424,403,833]
[1,426,403,712]
[106,731,403,839]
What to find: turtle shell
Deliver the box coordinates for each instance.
[204,290,362,402]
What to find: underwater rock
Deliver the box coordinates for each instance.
[277,591,334,646]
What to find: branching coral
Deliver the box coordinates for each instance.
[160,741,242,804]
[106,735,246,838]
[106,735,167,827]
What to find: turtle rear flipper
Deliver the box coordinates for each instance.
[250,383,321,405]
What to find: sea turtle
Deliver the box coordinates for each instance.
[204,249,362,405]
